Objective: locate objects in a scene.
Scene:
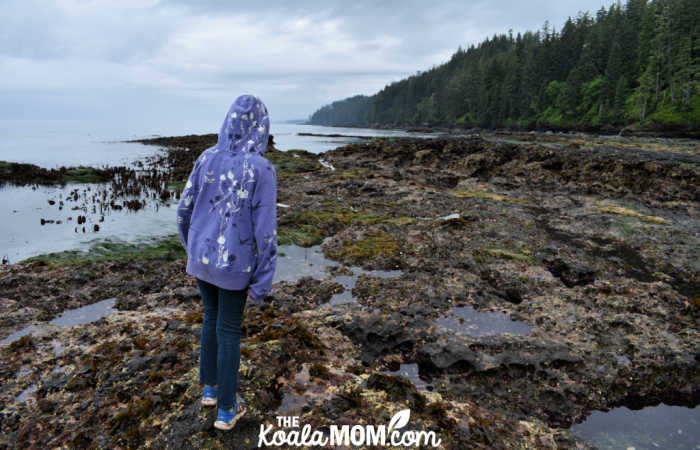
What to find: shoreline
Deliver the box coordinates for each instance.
[1,131,698,448]
[305,121,700,139]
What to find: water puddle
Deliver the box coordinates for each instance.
[276,365,311,416]
[327,267,402,306]
[382,363,432,391]
[0,297,118,346]
[0,325,37,346]
[52,365,73,375]
[49,297,117,327]
[274,245,335,283]
[572,404,700,450]
[15,384,38,404]
[434,305,533,337]
[277,391,307,416]
[275,363,335,417]
[275,244,402,306]
[50,340,66,356]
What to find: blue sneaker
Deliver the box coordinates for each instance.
[201,385,217,406]
[214,402,246,431]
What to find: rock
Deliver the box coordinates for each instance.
[173,287,199,302]
[339,313,422,364]
[114,296,140,310]
[365,372,425,410]
[418,335,481,375]
[270,277,344,312]
[37,399,55,413]
[544,257,597,287]
[126,351,178,372]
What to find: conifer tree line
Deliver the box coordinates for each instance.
[309,0,699,131]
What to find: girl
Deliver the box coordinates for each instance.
[177,94,278,430]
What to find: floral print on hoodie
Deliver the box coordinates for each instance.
[177,95,277,303]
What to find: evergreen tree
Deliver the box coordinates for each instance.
[309,0,699,132]
[614,74,630,120]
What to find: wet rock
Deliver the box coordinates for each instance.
[365,372,426,410]
[126,351,178,372]
[338,312,423,364]
[418,335,481,375]
[544,257,598,287]
[173,287,199,302]
[539,389,576,426]
[37,398,55,413]
[271,277,344,312]
[39,372,72,394]
[480,268,526,304]
[399,302,434,318]
[114,296,140,310]
[164,320,192,334]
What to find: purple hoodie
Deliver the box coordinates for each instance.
[177,95,277,303]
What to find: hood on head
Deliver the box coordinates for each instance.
[217,94,271,155]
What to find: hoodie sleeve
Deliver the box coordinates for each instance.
[176,159,202,247]
[248,160,278,303]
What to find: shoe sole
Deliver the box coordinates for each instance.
[201,397,217,406]
[214,405,246,431]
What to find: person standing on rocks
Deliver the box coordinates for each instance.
[176,94,278,431]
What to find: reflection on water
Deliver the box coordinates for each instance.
[435,305,533,337]
[0,183,177,262]
[0,298,118,346]
[572,404,700,450]
[274,244,402,306]
[276,365,311,416]
[273,244,336,283]
[327,267,402,306]
[49,298,117,327]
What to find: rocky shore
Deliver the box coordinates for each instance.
[0,161,131,186]
[1,131,698,448]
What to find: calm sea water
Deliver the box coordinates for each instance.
[0,119,432,167]
[0,119,430,262]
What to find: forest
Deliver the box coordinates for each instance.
[309,0,700,132]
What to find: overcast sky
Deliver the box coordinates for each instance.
[0,0,616,132]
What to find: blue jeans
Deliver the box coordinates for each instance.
[196,278,247,411]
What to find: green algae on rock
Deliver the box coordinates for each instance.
[23,234,186,266]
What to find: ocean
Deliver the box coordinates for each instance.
[0,119,430,262]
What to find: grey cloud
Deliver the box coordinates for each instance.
[0,0,616,122]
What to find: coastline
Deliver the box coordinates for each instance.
[1,131,698,448]
[305,121,700,139]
